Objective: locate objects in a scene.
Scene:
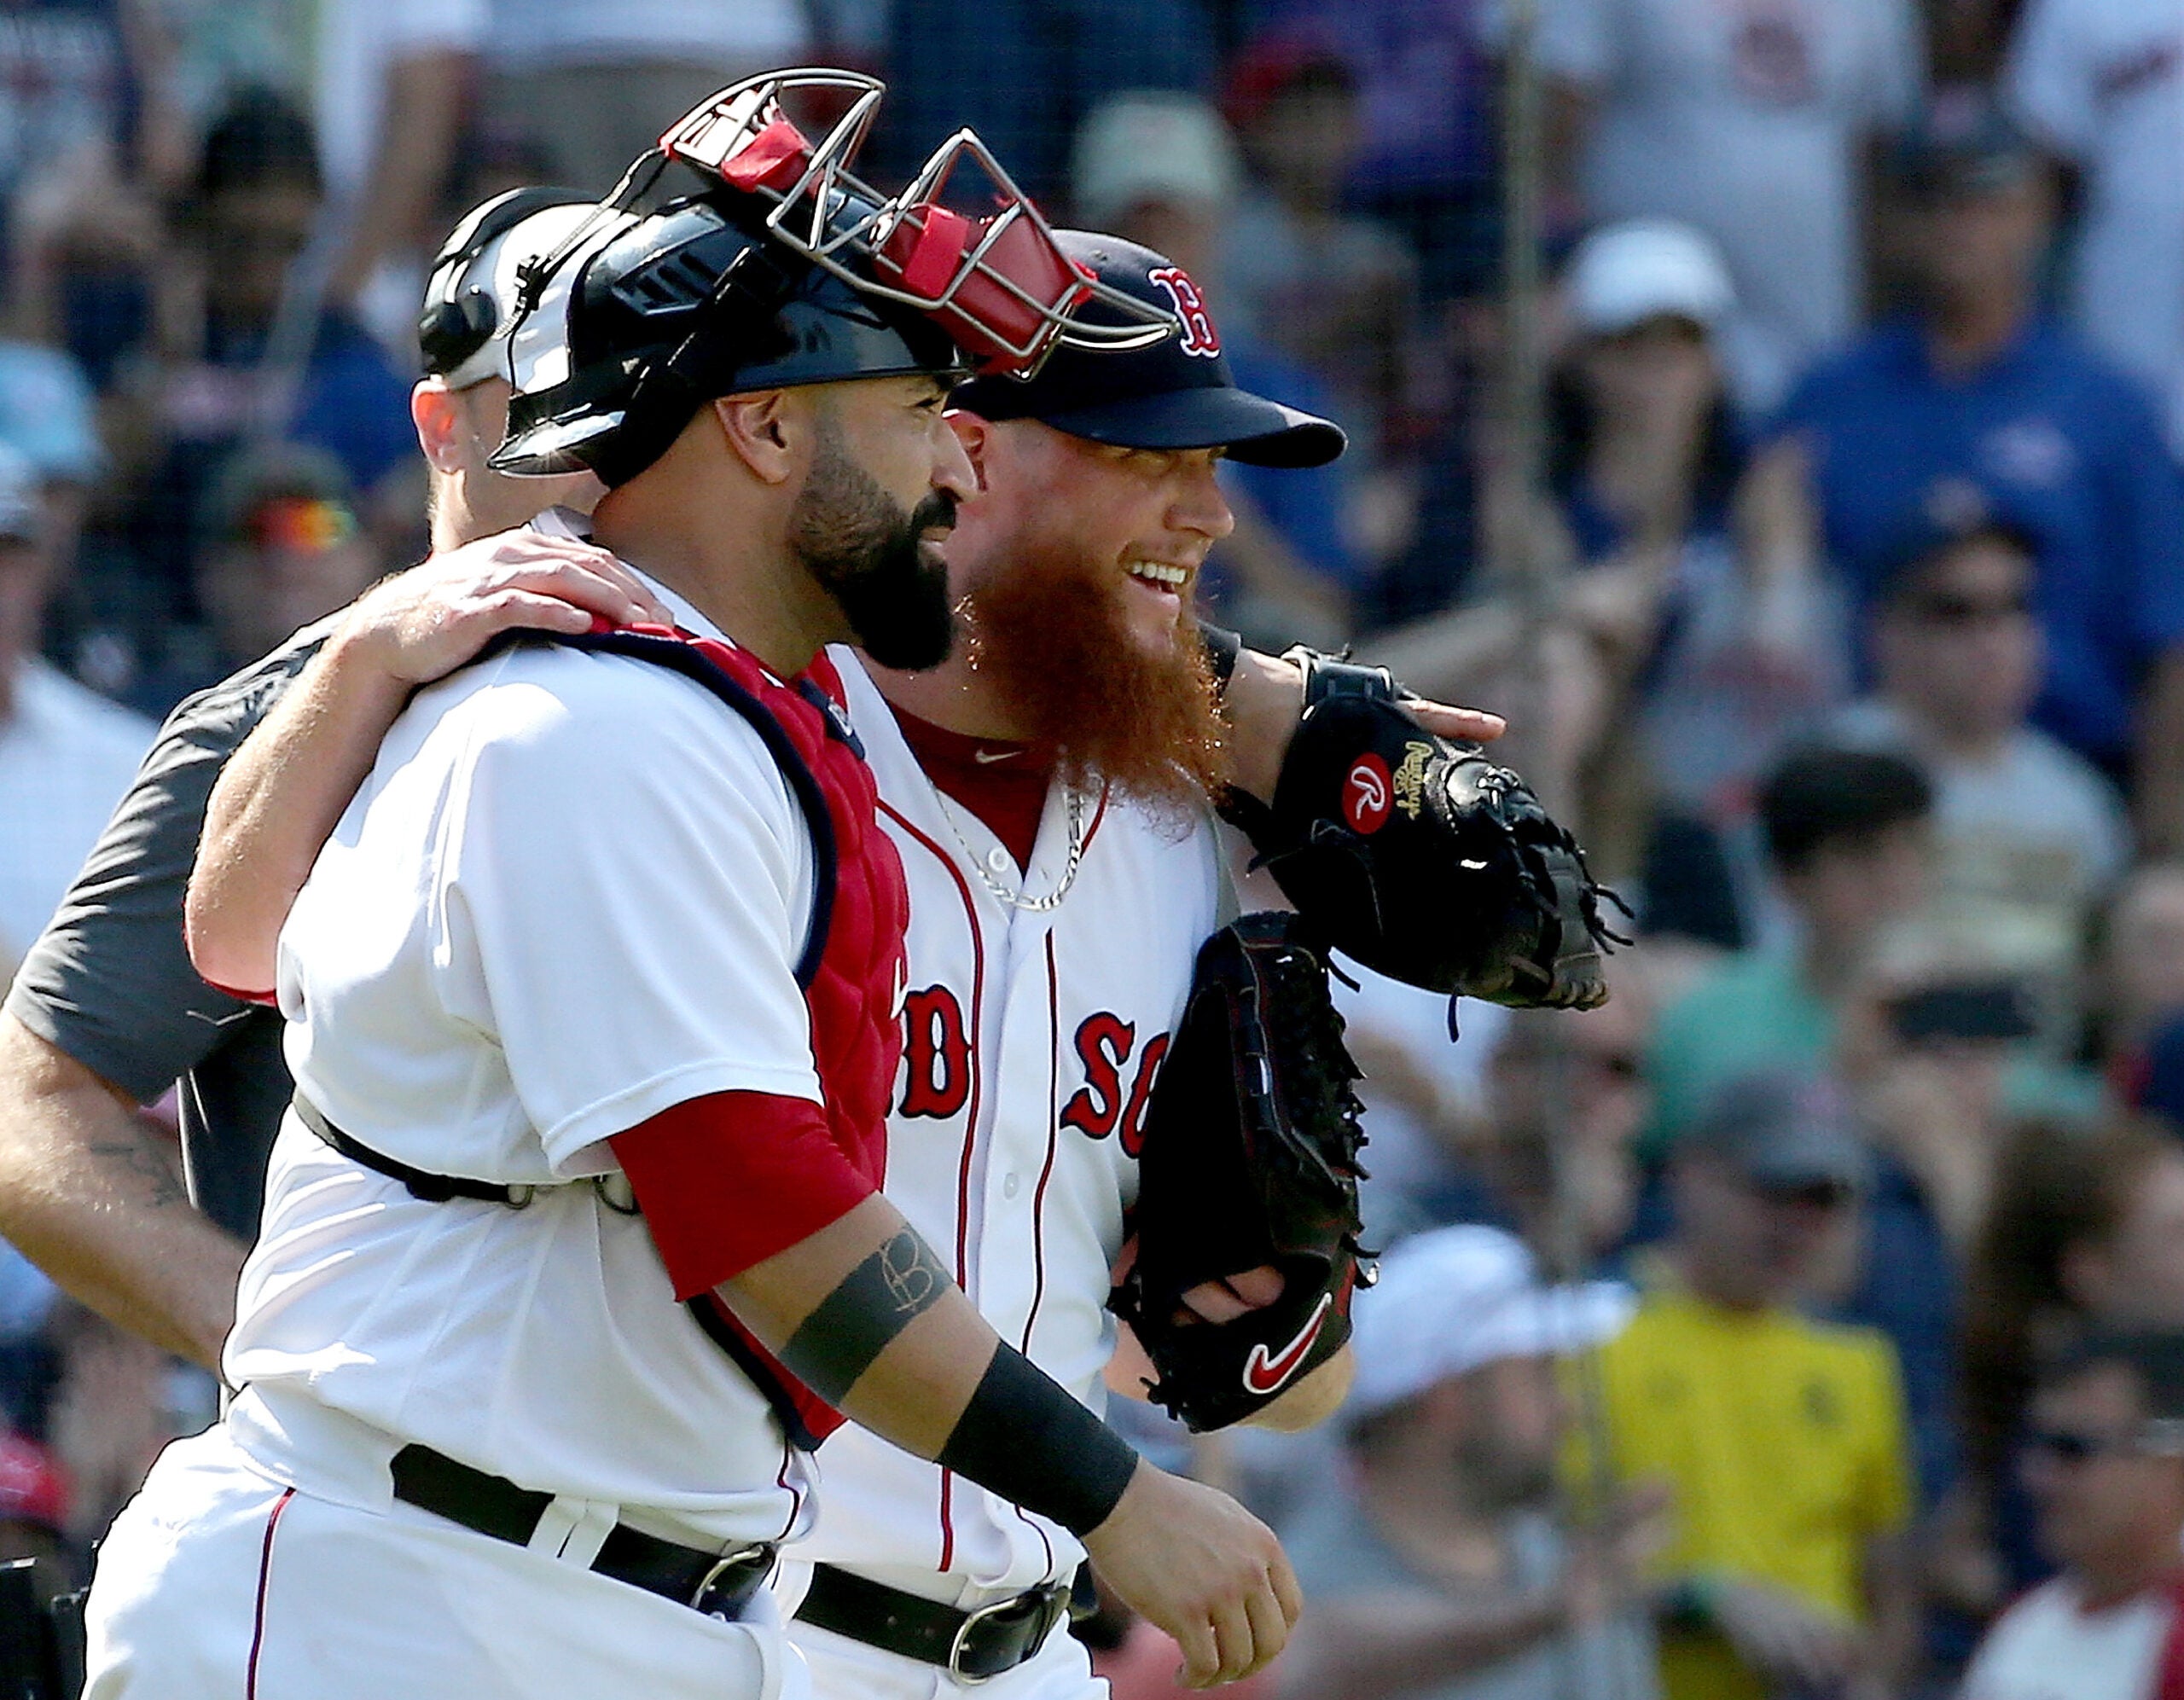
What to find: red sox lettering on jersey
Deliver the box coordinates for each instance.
[792,651,1223,1597]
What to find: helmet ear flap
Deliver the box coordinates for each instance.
[418,289,499,379]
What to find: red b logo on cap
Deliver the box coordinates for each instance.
[1148,267,1221,357]
[1344,754,1392,834]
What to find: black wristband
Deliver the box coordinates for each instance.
[1198,621,1243,694]
[936,1345,1140,1537]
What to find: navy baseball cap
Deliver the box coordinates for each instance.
[1889,90,2041,199]
[950,231,1345,470]
[1683,1070,1871,1194]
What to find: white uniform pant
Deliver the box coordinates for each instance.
[787,1593,1105,1700]
[84,1424,805,1700]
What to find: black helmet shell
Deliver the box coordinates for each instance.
[494,192,967,486]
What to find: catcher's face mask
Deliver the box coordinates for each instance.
[653,69,1176,375]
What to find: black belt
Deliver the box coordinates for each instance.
[793,1562,1084,1684]
[389,1443,775,1619]
[293,1094,537,1207]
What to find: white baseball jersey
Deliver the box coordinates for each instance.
[221,575,827,1550]
[788,653,1223,1602]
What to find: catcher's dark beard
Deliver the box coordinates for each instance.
[959,531,1229,817]
[789,424,956,671]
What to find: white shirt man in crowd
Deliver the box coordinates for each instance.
[1962,1331,2184,1700]
[1275,1226,1665,1700]
[1536,0,1924,412]
[0,442,148,973]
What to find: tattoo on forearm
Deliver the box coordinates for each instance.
[89,1139,189,1210]
[778,1227,950,1405]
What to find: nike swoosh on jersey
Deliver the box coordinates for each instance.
[1242,1292,1334,1395]
[972,748,1018,764]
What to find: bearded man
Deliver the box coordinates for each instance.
[189,230,1506,1697]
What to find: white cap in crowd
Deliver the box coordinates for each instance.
[1347,1225,1635,1420]
[1072,92,1242,228]
[1565,219,1736,338]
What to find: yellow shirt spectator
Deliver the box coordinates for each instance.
[1593,1284,1914,1700]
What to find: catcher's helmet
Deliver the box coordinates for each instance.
[491,68,1176,487]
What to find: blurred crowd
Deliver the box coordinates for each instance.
[0,0,2180,1697]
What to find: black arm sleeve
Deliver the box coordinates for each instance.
[3,631,326,1238]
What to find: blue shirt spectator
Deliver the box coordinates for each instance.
[1774,312,2184,769]
[1835,1150,1960,1509]
[875,0,1213,207]
[1242,0,1502,298]
[1215,340,1356,591]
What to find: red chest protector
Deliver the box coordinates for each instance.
[560,626,907,1447]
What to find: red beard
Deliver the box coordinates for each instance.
[958,533,1230,819]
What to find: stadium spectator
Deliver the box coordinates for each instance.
[2091,862,2184,1084]
[2131,1012,2184,1134]
[1828,512,2129,983]
[1600,1071,1916,1700]
[1830,925,2060,1523]
[1472,967,1658,1269]
[1550,223,1837,873]
[1223,38,1420,464]
[1533,0,1924,412]
[1276,1225,1664,1700]
[479,1,810,197]
[124,442,383,715]
[0,439,149,973]
[111,86,414,688]
[1334,975,1504,1250]
[313,0,484,337]
[1072,92,1357,649]
[1761,95,2184,844]
[875,0,1213,208]
[1379,222,1837,890]
[1955,1118,2184,1621]
[1336,949,1655,1256]
[1960,1332,2184,1700]
[2007,0,2184,455]
[1240,2,1502,305]
[1642,746,1932,1153]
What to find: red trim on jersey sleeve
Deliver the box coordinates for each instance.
[199,976,278,1007]
[611,1090,876,1298]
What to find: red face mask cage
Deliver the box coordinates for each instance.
[653,68,1177,375]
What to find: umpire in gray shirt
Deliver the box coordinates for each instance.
[0,189,645,1368]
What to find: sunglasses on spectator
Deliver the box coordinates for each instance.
[1751,1178,1855,1210]
[246,497,358,554]
[2025,1419,2184,1464]
[1903,589,2032,626]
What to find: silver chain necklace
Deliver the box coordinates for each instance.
[933,783,1089,913]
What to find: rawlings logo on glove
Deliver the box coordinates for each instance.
[1224,651,1628,1016]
